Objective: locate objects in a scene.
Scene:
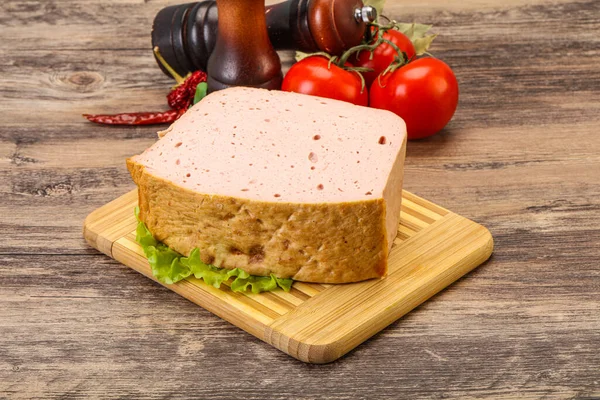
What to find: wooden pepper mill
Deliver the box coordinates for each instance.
[152,0,377,77]
[206,0,282,91]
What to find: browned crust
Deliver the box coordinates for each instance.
[127,157,388,284]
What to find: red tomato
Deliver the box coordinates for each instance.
[370,58,459,140]
[282,56,368,106]
[353,29,416,88]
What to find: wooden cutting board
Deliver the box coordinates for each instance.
[84,189,493,363]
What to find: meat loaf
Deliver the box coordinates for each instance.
[127,87,406,283]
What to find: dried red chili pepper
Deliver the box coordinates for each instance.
[83,109,185,125]
[83,48,207,126]
[154,47,207,110]
[167,70,208,110]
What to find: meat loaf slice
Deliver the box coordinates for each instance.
[127,87,406,283]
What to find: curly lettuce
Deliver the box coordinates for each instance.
[135,207,293,293]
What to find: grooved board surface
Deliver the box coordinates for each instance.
[84,189,493,363]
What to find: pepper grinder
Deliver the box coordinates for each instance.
[152,0,377,77]
[206,0,282,91]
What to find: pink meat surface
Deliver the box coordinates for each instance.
[133,87,406,204]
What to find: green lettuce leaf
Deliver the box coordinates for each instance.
[134,209,293,293]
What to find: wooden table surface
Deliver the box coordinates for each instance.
[1,0,599,398]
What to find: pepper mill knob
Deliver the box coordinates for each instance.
[307,0,374,55]
[355,5,377,24]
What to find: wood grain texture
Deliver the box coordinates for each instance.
[83,189,492,363]
[1,0,599,397]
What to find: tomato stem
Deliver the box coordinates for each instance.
[375,14,392,25]
[336,26,388,67]
[381,38,407,65]
[377,58,405,88]
[337,20,410,68]
[338,42,377,66]
[353,70,367,93]
[309,51,337,61]
[327,56,339,70]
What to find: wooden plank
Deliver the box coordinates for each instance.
[1,0,600,396]
[83,190,492,363]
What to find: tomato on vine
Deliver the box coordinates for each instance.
[370,58,459,139]
[352,29,416,88]
[282,56,368,106]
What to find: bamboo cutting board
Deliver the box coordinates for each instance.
[84,189,493,363]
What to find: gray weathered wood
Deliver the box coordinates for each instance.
[1,0,599,398]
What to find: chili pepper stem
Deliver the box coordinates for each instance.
[153,46,185,84]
